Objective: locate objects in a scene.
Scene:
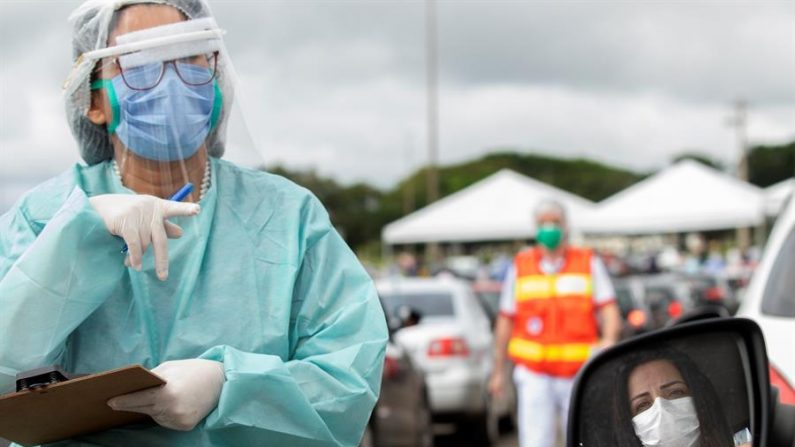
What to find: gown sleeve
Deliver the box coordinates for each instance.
[198,195,388,447]
[0,186,125,393]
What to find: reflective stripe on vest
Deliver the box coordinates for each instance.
[515,273,593,302]
[507,339,592,363]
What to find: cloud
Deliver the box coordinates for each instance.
[1,0,794,214]
[436,1,795,105]
[438,84,795,172]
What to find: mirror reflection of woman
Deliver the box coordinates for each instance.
[613,347,752,447]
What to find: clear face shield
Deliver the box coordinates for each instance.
[89,18,225,166]
[65,5,261,204]
[61,3,264,278]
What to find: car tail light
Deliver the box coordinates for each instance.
[383,354,401,380]
[704,286,724,302]
[667,301,683,318]
[627,309,647,329]
[770,363,795,405]
[427,337,470,357]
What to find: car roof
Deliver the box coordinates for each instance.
[375,276,470,295]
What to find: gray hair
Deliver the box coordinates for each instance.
[534,199,568,226]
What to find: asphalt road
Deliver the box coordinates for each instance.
[434,430,519,447]
[434,424,519,447]
[434,424,565,447]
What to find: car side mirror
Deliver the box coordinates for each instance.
[567,318,794,447]
[666,305,730,327]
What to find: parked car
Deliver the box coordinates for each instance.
[471,279,502,326]
[683,272,739,314]
[362,334,434,447]
[611,274,691,337]
[440,256,481,281]
[470,279,518,432]
[738,194,795,405]
[376,277,509,445]
[612,276,653,338]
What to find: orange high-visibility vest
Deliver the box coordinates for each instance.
[507,247,598,377]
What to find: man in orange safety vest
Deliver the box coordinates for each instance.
[488,199,622,447]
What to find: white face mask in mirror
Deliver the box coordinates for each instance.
[632,396,700,447]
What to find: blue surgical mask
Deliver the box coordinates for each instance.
[91,63,222,161]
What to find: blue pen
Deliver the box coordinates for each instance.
[121,182,194,254]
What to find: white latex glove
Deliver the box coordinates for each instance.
[89,194,200,280]
[108,359,225,431]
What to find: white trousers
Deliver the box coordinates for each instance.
[513,365,574,447]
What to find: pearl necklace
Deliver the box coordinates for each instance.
[112,158,211,201]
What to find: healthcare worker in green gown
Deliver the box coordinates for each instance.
[0,1,388,446]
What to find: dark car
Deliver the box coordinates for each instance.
[361,319,434,447]
[613,274,696,339]
[684,273,739,314]
[612,277,653,339]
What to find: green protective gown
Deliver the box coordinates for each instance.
[0,158,388,447]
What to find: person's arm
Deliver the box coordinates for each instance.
[597,302,622,348]
[591,255,622,349]
[489,314,514,398]
[489,264,516,398]
[192,200,388,446]
[0,186,126,393]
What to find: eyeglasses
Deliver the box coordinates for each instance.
[97,51,219,91]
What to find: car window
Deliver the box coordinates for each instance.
[380,292,455,319]
[644,287,674,306]
[615,286,634,315]
[762,227,795,317]
[476,291,500,319]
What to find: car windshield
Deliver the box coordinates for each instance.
[380,292,456,319]
[762,226,795,317]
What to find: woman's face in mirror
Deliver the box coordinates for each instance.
[628,359,692,416]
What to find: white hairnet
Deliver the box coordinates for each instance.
[64,0,234,165]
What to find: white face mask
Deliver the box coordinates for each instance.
[631,396,700,447]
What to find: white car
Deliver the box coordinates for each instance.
[376,277,512,445]
[738,194,795,405]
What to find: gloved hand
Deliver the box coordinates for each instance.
[108,359,225,431]
[89,194,200,280]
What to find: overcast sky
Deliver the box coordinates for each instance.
[1,0,794,213]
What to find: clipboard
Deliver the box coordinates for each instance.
[0,365,165,446]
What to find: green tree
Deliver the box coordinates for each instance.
[265,149,647,251]
[747,141,795,187]
[671,152,725,170]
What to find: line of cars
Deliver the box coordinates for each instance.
[613,271,742,339]
[610,195,795,406]
[365,193,795,445]
[364,276,516,447]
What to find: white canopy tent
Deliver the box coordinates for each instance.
[585,160,765,235]
[382,169,595,244]
[764,178,794,216]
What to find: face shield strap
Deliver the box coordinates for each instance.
[89,79,121,135]
[210,80,223,131]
